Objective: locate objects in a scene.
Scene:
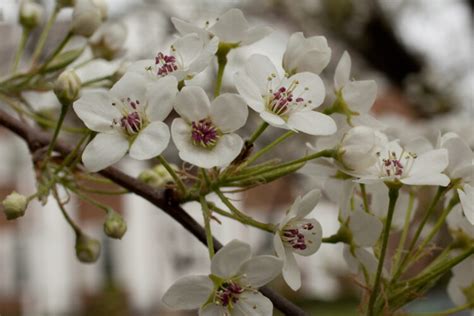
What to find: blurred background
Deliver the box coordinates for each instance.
[0,0,473,315]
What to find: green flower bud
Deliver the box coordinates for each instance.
[103,211,127,239]
[2,192,28,220]
[54,70,81,105]
[19,0,44,30]
[138,164,177,188]
[75,233,101,263]
[71,0,103,37]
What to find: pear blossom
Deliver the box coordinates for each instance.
[235,54,336,135]
[19,0,44,29]
[332,51,379,127]
[162,240,283,316]
[129,34,218,82]
[458,184,474,225]
[353,140,450,187]
[73,72,177,171]
[71,0,104,37]
[283,32,331,75]
[171,8,272,47]
[439,132,474,182]
[89,22,127,60]
[171,86,248,168]
[273,189,323,290]
[447,256,474,314]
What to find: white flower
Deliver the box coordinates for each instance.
[129,34,218,82]
[337,126,386,172]
[171,8,272,47]
[457,184,474,226]
[89,22,127,60]
[71,0,103,37]
[446,205,474,239]
[235,54,336,135]
[73,72,177,171]
[332,51,379,126]
[343,246,387,285]
[282,32,331,75]
[162,240,282,316]
[347,209,383,248]
[354,140,450,187]
[171,86,248,168]
[273,189,323,290]
[447,256,474,312]
[439,132,474,183]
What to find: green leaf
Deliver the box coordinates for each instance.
[42,48,85,73]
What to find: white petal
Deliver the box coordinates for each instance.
[209,8,248,44]
[233,292,273,316]
[288,218,323,256]
[283,33,331,75]
[285,72,325,109]
[199,304,226,316]
[129,121,170,160]
[282,247,301,290]
[127,59,154,74]
[441,136,473,179]
[174,86,210,122]
[145,76,177,121]
[342,80,377,113]
[73,91,120,132]
[260,111,286,127]
[244,54,279,95]
[402,174,450,186]
[287,111,337,136]
[234,72,264,112]
[172,34,207,68]
[241,25,273,46]
[171,17,207,38]
[349,210,383,247]
[334,51,351,91]
[240,255,283,288]
[273,233,286,259]
[409,149,449,177]
[210,93,248,132]
[162,275,213,310]
[82,132,128,172]
[210,239,251,279]
[294,189,321,219]
[110,71,147,100]
[458,185,474,225]
[186,36,218,77]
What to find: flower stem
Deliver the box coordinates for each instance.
[39,31,73,72]
[31,5,60,66]
[214,54,227,97]
[391,191,415,275]
[359,183,370,213]
[247,122,269,146]
[44,103,69,162]
[11,28,30,74]
[157,156,187,196]
[367,186,399,316]
[200,195,215,258]
[246,130,294,166]
[52,186,81,235]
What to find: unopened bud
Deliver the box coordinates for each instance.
[54,70,81,105]
[89,22,127,60]
[91,0,107,20]
[338,126,381,171]
[71,0,103,37]
[103,211,127,239]
[138,164,176,188]
[75,233,101,263]
[2,192,28,220]
[19,0,44,30]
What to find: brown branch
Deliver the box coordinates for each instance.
[0,108,307,316]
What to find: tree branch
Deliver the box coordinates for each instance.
[0,108,307,316]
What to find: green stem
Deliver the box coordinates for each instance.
[367,187,399,316]
[67,185,112,213]
[81,75,112,87]
[359,183,370,213]
[31,5,60,66]
[39,31,73,72]
[52,186,81,235]
[11,28,30,74]
[45,103,69,160]
[157,156,187,196]
[247,122,269,146]
[214,53,227,97]
[392,187,446,281]
[200,196,215,258]
[246,131,294,166]
[391,191,416,275]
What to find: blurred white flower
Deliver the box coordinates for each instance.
[73,73,177,171]
[439,132,474,183]
[447,256,474,312]
[458,184,474,225]
[348,209,383,247]
[129,34,218,82]
[89,22,127,60]
[273,189,323,290]
[171,86,248,168]
[446,204,474,239]
[354,140,450,187]
[171,8,272,47]
[343,246,387,285]
[235,54,336,135]
[283,32,331,75]
[19,0,44,29]
[162,240,282,316]
[71,0,104,37]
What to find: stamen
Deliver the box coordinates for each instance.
[191,119,220,148]
[155,52,178,76]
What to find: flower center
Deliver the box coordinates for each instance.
[265,77,311,117]
[155,51,178,76]
[215,281,244,307]
[112,97,146,136]
[281,222,315,250]
[191,119,220,148]
[376,150,417,178]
